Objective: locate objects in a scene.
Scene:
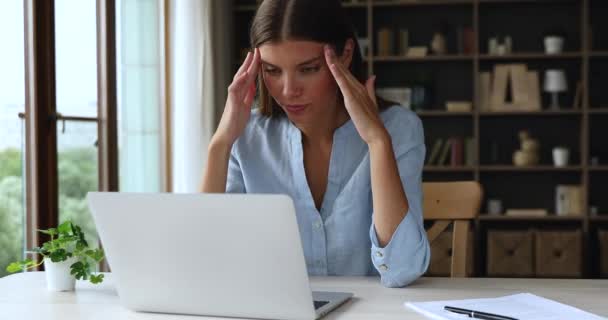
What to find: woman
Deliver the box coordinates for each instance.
[201,0,429,288]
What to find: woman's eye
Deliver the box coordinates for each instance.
[264,68,280,75]
[301,66,320,73]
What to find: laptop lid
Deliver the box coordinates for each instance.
[87,192,317,320]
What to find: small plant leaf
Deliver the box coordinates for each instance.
[6,262,23,273]
[49,248,67,262]
[90,274,104,284]
[57,221,72,235]
[38,228,58,236]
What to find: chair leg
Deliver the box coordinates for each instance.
[451,220,469,277]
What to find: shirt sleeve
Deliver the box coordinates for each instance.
[225,144,246,193]
[368,112,430,288]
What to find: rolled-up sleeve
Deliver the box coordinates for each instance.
[369,113,430,288]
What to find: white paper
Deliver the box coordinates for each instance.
[404,293,605,320]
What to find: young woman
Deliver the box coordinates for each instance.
[201,0,429,287]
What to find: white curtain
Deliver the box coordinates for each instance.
[169,0,233,193]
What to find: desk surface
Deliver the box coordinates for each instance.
[1,272,606,319]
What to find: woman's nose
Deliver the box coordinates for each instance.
[282,75,302,98]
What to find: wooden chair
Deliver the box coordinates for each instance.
[423,181,483,277]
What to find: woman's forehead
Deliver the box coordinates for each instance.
[259,40,324,66]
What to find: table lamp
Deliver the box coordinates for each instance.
[544,69,568,110]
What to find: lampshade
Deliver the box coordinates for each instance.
[543,69,568,93]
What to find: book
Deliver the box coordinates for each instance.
[490,64,510,110]
[505,209,548,217]
[527,71,542,111]
[450,137,464,166]
[464,137,475,166]
[555,185,583,216]
[427,139,444,165]
[510,64,529,108]
[437,139,452,166]
[446,101,472,112]
[479,72,491,111]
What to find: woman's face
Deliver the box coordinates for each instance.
[259,40,351,126]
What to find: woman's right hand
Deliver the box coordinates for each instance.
[212,48,261,147]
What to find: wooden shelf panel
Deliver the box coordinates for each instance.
[589,108,608,114]
[479,110,582,116]
[479,52,582,60]
[590,51,608,58]
[590,216,608,222]
[479,0,577,3]
[589,166,608,172]
[479,215,584,221]
[479,165,582,172]
[424,166,475,172]
[371,55,474,62]
[371,0,473,7]
[416,111,473,117]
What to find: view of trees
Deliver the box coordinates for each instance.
[0,147,98,277]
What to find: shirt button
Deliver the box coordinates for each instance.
[316,260,324,267]
[375,251,384,258]
[379,264,389,271]
[313,220,322,229]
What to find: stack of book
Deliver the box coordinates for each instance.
[426,137,475,166]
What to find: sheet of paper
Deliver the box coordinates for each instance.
[404,293,605,320]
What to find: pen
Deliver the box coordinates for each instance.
[444,306,519,320]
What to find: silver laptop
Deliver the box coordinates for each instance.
[87,192,352,320]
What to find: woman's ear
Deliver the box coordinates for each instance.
[340,38,355,68]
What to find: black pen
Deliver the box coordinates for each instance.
[444,306,519,320]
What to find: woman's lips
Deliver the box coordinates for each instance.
[284,104,308,113]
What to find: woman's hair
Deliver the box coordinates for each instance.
[250,0,392,117]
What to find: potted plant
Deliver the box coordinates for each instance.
[6,220,105,291]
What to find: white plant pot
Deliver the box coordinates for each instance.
[44,256,77,291]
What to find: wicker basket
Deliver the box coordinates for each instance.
[487,230,534,277]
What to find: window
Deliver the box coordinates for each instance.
[0,0,26,277]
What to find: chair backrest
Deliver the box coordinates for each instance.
[423,181,483,277]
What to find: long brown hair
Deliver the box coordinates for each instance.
[250,0,392,117]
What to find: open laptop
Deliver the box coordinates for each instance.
[87,192,353,320]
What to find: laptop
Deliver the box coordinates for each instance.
[87,192,353,320]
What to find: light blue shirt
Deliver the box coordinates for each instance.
[226,105,430,287]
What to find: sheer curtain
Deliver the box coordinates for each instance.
[169,0,233,193]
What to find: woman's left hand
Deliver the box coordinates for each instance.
[324,45,389,145]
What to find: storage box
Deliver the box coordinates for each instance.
[426,231,474,277]
[600,229,608,278]
[487,230,534,277]
[535,230,582,277]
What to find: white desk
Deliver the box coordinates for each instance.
[1,272,607,319]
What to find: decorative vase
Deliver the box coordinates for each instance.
[44,256,77,291]
[430,32,447,55]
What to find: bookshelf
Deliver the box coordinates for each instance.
[232,0,608,278]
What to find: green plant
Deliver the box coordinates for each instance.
[6,220,105,284]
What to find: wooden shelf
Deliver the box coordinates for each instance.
[589,108,608,114]
[416,110,473,117]
[590,51,608,58]
[478,0,578,4]
[371,0,473,7]
[479,215,584,221]
[424,166,475,172]
[590,216,608,222]
[589,166,608,172]
[372,55,473,62]
[479,165,582,172]
[479,52,582,60]
[479,110,582,116]
[342,1,368,8]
